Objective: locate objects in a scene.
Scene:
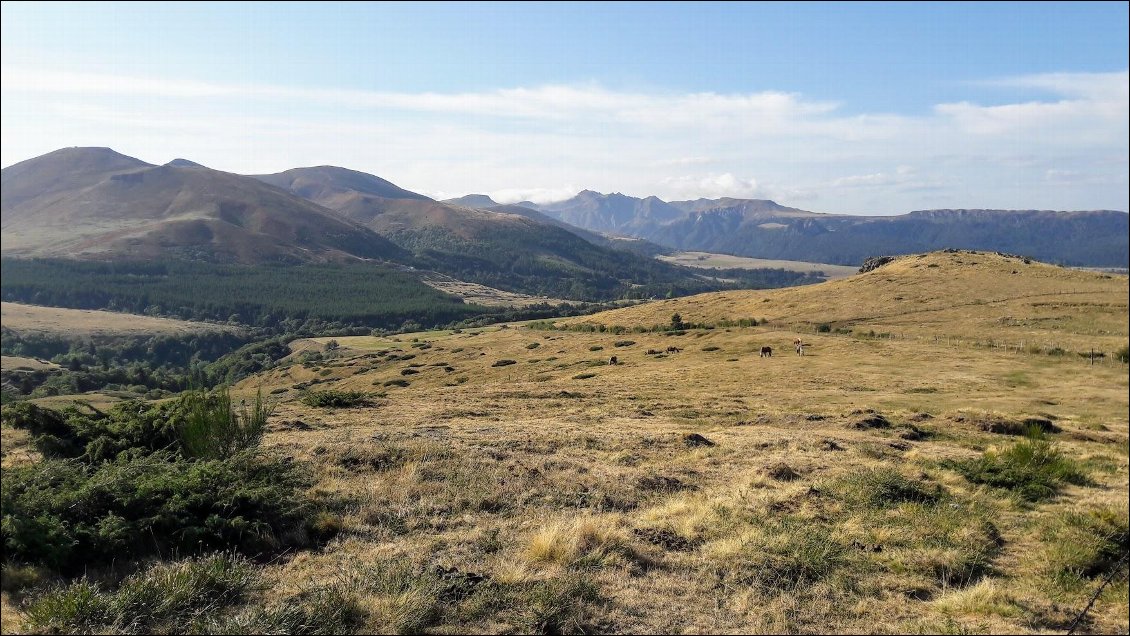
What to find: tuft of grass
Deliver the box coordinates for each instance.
[510,575,601,635]
[947,438,1090,502]
[932,578,1023,619]
[1040,505,1129,588]
[208,560,442,635]
[834,468,943,509]
[707,519,848,593]
[209,583,364,635]
[1,564,49,596]
[572,373,597,380]
[24,553,257,634]
[491,359,517,367]
[524,516,643,570]
[464,573,601,635]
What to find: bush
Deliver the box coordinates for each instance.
[491,359,517,367]
[1,452,316,571]
[2,401,181,462]
[613,340,635,347]
[947,438,1089,502]
[817,324,832,333]
[1116,344,1129,364]
[177,388,272,460]
[301,390,370,408]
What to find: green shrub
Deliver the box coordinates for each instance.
[1,452,315,571]
[701,346,720,352]
[301,390,370,408]
[947,438,1089,502]
[2,400,181,462]
[613,340,635,347]
[573,373,597,380]
[178,387,272,460]
[526,343,541,349]
[491,359,517,367]
[817,324,832,333]
[1116,344,1129,364]
[588,346,604,352]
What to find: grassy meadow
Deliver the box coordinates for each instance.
[656,251,860,280]
[1,302,236,339]
[1,251,1127,634]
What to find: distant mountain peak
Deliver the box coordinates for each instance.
[443,194,499,208]
[253,166,431,202]
[165,158,206,168]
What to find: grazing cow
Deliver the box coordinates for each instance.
[608,355,618,365]
[666,346,682,353]
[760,346,773,357]
[796,343,804,356]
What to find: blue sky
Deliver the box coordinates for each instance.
[2,1,1127,213]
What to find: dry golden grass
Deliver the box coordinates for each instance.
[0,356,58,372]
[3,251,1127,634]
[0,302,237,339]
[581,250,1128,356]
[656,251,859,279]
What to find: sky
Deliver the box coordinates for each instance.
[1,1,1127,214]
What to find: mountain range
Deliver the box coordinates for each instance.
[512,191,1129,268]
[1,148,771,305]
[3,148,1127,286]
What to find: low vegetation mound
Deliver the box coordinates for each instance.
[946,437,1090,502]
[1,389,331,574]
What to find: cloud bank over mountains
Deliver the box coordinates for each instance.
[2,67,1126,214]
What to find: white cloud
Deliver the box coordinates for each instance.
[488,186,586,205]
[658,173,764,200]
[1,67,1126,214]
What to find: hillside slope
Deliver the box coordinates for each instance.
[571,250,1129,353]
[1,148,407,264]
[257,167,755,300]
[215,249,1127,634]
